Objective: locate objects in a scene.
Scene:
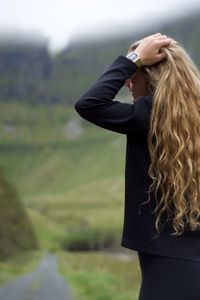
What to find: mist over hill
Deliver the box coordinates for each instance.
[0,11,199,105]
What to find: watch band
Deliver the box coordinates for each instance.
[126,51,143,69]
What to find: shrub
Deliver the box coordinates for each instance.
[60,224,120,251]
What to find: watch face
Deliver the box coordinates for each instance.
[127,52,137,60]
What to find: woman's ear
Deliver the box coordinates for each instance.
[124,79,130,87]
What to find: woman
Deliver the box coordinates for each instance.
[74,33,200,299]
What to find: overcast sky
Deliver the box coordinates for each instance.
[0,0,200,53]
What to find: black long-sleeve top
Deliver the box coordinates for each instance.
[74,55,200,262]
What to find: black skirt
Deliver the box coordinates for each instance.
[137,251,200,300]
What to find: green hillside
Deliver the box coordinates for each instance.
[0,166,38,260]
[0,101,126,251]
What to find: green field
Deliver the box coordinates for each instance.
[0,101,142,298]
[57,250,141,300]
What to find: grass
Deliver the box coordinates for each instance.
[0,101,141,299]
[0,104,127,252]
[0,250,44,286]
[57,250,142,300]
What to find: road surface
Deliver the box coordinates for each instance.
[0,253,74,300]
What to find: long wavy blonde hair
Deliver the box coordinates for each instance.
[128,37,200,236]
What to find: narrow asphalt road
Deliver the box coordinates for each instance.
[0,253,74,300]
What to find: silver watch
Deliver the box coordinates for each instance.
[126,51,143,69]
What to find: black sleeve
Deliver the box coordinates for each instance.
[74,55,152,135]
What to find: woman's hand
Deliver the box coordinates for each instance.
[132,33,173,66]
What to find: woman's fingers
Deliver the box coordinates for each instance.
[134,35,173,65]
[145,33,162,39]
[155,52,167,61]
[127,33,174,66]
